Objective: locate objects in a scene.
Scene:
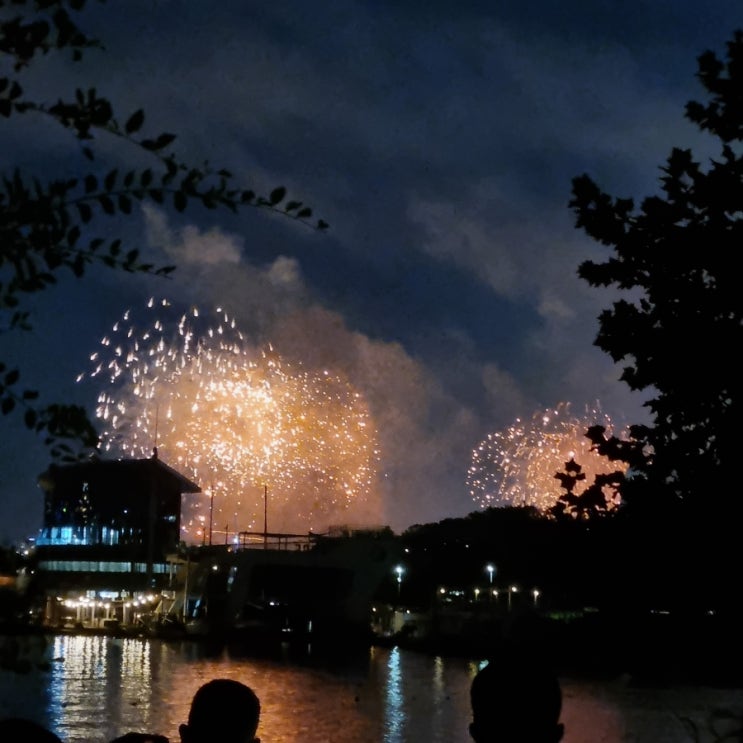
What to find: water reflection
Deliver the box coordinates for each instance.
[48,637,159,742]
[383,647,404,740]
[0,635,741,742]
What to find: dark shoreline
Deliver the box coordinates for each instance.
[375,608,743,689]
[2,608,742,689]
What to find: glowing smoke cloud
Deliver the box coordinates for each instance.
[80,298,380,542]
[467,402,628,512]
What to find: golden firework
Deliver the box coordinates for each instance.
[82,299,380,542]
[467,402,627,512]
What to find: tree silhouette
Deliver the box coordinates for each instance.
[551,456,623,521]
[569,30,743,516]
[569,30,743,609]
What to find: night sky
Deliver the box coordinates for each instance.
[1,1,741,543]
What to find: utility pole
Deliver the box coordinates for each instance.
[263,484,268,549]
[182,549,190,623]
[208,485,214,546]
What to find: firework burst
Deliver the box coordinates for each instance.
[467,402,627,512]
[79,299,380,542]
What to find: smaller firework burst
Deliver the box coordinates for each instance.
[467,402,628,512]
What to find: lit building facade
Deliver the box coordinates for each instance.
[34,453,200,627]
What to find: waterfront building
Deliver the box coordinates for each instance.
[26,452,403,641]
[33,451,200,629]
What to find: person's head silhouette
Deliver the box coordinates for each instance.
[178,679,260,743]
[469,643,564,743]
[0,718,63,742]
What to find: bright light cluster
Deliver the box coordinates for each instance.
[467,402,627,512]
[80,299,380,541]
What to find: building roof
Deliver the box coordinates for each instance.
[39,453,202,494]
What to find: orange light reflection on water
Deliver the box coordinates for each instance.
[1,635,738,742]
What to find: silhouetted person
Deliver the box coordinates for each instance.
[178,679,261,743]
[110,734,169,743]
[0,717,63,742]
[469,643,564,743]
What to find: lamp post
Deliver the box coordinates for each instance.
[532,588,540,607]
[474,587,480,603]
[394,565,405,598]
[508,585,518,611]
[485,564,495,602]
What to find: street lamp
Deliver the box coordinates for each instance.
[508,585,518,611]
[474,587,480,602]
[532,588,540,607]
[394,565,405,597]
[485,564,496,602]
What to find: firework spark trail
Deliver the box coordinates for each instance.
[467,402,627,512]
[79,299,380,542]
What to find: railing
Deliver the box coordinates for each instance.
[235,530,318,551]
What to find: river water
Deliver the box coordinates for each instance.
[0,634,741,742]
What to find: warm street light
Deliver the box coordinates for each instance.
[508,584,518,611]
[532,588,540,607]
[474,587,480,602]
